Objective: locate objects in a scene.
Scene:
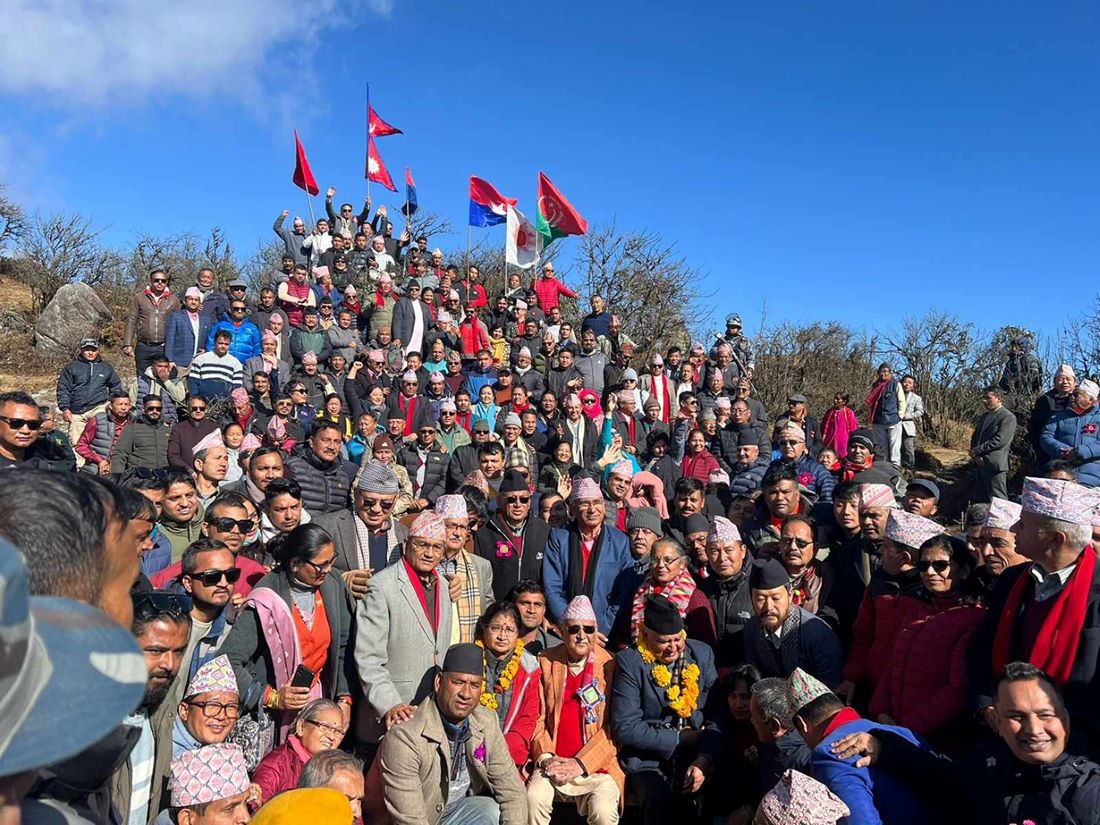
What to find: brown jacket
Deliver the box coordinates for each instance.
[365,699,527,825]
[531,645,625,799]
[125,290,180,346]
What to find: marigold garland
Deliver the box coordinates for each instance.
[636,633,700,718]
[475,639,525,710]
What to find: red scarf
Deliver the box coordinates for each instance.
[840,456,872,484]
[822,706,863,739]
[992,549,1095,684]
[343,298,361,315]
[402,559,440,634]
[864,379,890,420]
[374,289,391,308]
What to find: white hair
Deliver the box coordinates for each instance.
[1034,513,1092,550]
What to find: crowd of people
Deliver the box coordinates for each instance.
[2,197,1100,825]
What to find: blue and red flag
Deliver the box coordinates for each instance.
[401,168,418,217]
[469,176,516,227]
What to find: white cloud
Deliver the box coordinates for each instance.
[0,0,380,106]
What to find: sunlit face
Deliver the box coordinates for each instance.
[675,489,704,518]
[435,671,481,723]
[904,488,938,517]
[355,488,396,530]
[994,678,1068,766]
[1055,372,1076,394]
[764,480,798,519]
[976,527,1026,576]
[162,482,197,523]
[290,542,335,589]
[573,497,605,530]
[267,494,303,532]
[777,433,805,461]
[833,496,861,534]
[311,428,342,462]
[195,446,229,482]
[405,536,445,575]
[778,520,814,575]
[650,545,685,586]
[752,585,792,632]
[706,541,746,578]
[861,507,890,542]
[481,611,518,657]
[917,545,962,595]
[688,431,706,454]
[643,627,685,665]
[297,708,346,754]
[562,616,594,662]
[179,689,239,745]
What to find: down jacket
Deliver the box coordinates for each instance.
[205,318,262,362]
[842,568,924,694]
[56,355,124,415]
[1041,405,1100,487]
[869,598,985,740]
[284,446,354,514]
[395,442,449,505]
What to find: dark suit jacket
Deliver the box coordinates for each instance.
[610,640,721,774]
[558,417,600,466]
[475,514,552,600]
[970,405,1017,471]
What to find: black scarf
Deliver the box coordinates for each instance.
[567,526,605,601]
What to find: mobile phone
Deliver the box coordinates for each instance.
[290,664,315,689]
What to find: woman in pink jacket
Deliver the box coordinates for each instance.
[250,698,346,805]
[821,391,859,457]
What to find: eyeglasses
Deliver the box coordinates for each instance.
[502,495,530,505]
[231,306,247,312]
[186,699,240,719]
[188,567,243,587]
[485,624,518,636]
[651,556,682,567]
[0,416,42,431]
[206,517,255,534]
[305,718,347,737]
[564,624,596,635]
[303,557,335,573]
[151,278,168,284]
[780,536,813,549]
[190,405,207,412]
[917,559,952,573]
[132,590,192,620]
[290,388,307,394]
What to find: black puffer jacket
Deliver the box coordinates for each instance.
[396,442,449,505]
[285,446,354,514]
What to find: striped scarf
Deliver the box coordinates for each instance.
[630,566,697,640]
[440,549,482,643]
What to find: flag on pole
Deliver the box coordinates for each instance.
[292,130,319,196]
[400,168,418,217]
[505,206,539,269]
[366,136,397,191]
[368,105,402,137]
[536,172,587,245]
[469,176,517,227]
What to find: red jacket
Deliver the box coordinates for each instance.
[869,598,985,739]
[501,652,542,771]
[681,449,720,484]
[459,319,490,358]
[252,734,309,805]
[842,571,922,691]
[533,277,578,311]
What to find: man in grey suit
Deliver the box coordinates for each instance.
[316,460,410,600]
[354,511,454,753]
[970,385,1018,502]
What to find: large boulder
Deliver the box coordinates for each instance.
[33,283,112,356]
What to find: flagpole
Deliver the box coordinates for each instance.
[464,225,471,281]
[365,83,371,208]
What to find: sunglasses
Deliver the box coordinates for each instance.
[145,405,163,411]
[207,517,255,533]
[502,495,530,505]
[132,590,192,619]
[188,567,243,586]
[565,624,596,635]
[360,496,395,511]
[231,306,247,312]
[151,278,168,284]
[190,406,207,412]
[0,416,42,431]
[780,536,813,549]
[917,559,952,573]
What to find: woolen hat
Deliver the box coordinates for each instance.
[472,419,491,433]
[442,643,484,676]
[643,595,684,635]
[626,506,663,535]
[684,513,711,536]
[848,430,875,450]
[356,459,399,493]
[503,412,522,428]
[749,558,789,590]
[499,469,529,495]
[622,368,638,381]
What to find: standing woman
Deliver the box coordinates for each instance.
[222,523,354,744]
[475,601,541,773]
[821,391,859,458]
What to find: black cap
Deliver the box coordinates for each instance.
[749,558,790,591]
[442,643,484,677]
[643,595,684,635]
[499,469,528,495]
[849,429,875,450]
[684,513,710,536]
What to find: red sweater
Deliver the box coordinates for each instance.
[533,277,578,311]
[459,319,489,358]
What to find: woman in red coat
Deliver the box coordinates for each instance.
[681,429,721,484]
[250,698,346,805]
[869,534,985,745]
[475,601,541,773]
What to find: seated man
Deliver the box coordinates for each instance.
[298,750,366,824]
[528,596,623,825]
[830,661,1100,825]
[166,743,252,825]
[610,595,719,825]
[371,642,528,825]
[786,668,929,825]
[173,655,240,756]
[743,558,842,688]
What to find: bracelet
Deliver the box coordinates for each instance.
[264,687,278,709]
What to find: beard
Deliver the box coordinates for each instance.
[141,677,174,712]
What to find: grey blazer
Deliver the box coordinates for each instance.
[353,559,454,743]
[315,509,409,576]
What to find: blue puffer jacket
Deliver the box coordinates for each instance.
[773,454,836,502]
[1042,406,1100,487]
[206,318,262,362]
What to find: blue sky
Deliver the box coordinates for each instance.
[2,1,1098,340]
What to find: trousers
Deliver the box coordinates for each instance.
[527,770,619,825]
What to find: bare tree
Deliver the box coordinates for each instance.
[575,222,715,357]
[126,227,240,289]
[0,184,26,251]
[239,238,286,292]
[406,211,455,246]
[10,211,118,314]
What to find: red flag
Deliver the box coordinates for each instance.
[537,172,587,239]
[369,105,402,137]
[366,136,397,191]
[292,131,319,196]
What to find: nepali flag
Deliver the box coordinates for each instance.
[292,130,319,196]
[366,136,397,191]
[469,176,516,227]
[368,104,402,137]
[400,168,418,217]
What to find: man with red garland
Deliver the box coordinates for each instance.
[967,476,1100,744]
[609,595,719,825]
[354,511,454,760]
[528,595,623,825]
